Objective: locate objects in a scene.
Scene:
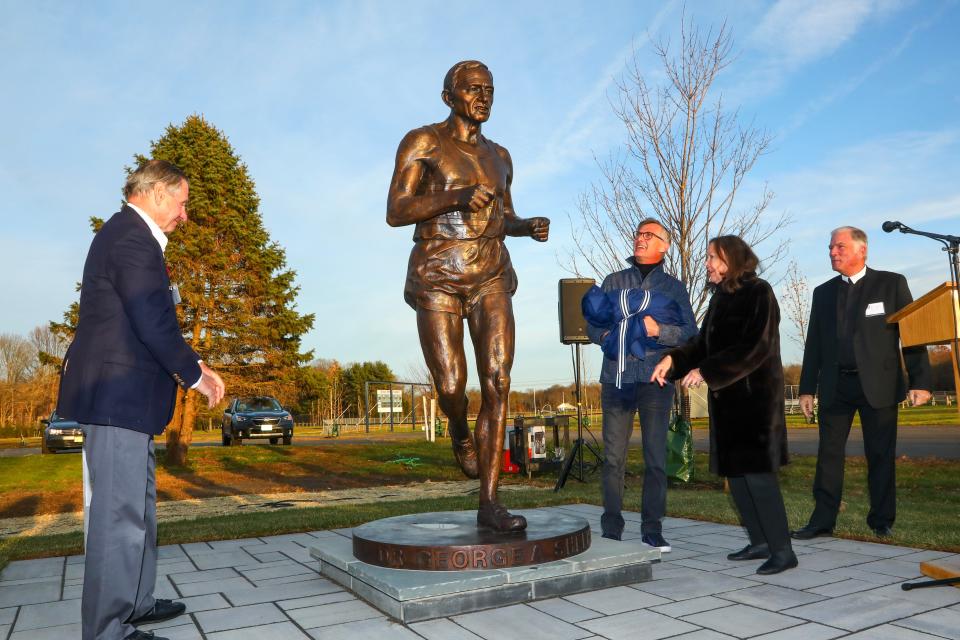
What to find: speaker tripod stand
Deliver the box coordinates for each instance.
[555,342,604,490]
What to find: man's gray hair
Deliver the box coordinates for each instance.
[123,160,187,200]
[636,218,672,247]
[831,226,868,246]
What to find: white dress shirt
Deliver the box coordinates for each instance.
[842,265,867,285]
[127,202,168,253]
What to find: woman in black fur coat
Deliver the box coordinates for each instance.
[651,235,797,575]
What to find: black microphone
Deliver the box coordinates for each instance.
[882,220,902,233]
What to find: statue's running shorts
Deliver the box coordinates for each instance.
[404,236,517,318]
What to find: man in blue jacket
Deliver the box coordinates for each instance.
[586,219,697,550]
[57,160,225,640]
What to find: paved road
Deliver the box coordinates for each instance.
[632,425,960,460]
[4,425,958,458]
[562,425,960,459]
[726,425,960,459]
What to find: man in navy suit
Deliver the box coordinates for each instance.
[57,160,224,640]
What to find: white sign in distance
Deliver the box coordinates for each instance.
[376,389,403,413]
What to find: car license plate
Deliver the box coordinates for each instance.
[261,425,273,432]
[74,436,84,443]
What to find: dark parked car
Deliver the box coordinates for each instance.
[222,396,294,446]
[41,412,84,454]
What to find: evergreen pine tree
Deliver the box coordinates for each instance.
[144,115,314,463]
[53,115,314,464]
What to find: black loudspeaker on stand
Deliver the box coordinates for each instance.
[555,279,605,491]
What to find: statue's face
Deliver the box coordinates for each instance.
[446,68,494,123]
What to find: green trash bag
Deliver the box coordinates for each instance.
[666,412,694,483]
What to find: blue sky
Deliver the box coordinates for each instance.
[1,0,958,390]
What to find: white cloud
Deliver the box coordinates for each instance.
[726,0,916,105]
[522,1,680,184]
[751,0,876,68]
[771,129,960,227]
[778,8,937,135]
[886,193,960,226]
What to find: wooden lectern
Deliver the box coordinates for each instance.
[888,282,960,590]
[887,282,960,413]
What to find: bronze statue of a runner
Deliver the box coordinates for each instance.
[387,60,549,532]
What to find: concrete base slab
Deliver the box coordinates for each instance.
[309,513,659,623]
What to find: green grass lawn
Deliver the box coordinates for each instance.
[0,453,87,496]
[1,438,958,573]
[0,440,474,520]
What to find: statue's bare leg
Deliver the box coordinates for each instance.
[469,293,526,531]
[417,307,478,479]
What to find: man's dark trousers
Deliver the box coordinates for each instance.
[600,381,674,538]
[811,372,898,531]
[82,425,158,640]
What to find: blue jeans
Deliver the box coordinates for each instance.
[600,382,674,537]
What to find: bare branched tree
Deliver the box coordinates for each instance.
[309,358,346,423]
[0,333,36,384]
[404,360,435,389]
[29,325,67,372]
[563,18,790,320]
[782,259,811,351]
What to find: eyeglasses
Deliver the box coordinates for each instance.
[636,231,666,243]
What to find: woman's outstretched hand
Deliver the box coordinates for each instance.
[651,355,673,387]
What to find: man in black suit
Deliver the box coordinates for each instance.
[57,160,225,640]
[793,226,930,540]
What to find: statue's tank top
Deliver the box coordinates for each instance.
[413,125,508,241]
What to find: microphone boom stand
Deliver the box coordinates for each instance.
[888,222,960,590]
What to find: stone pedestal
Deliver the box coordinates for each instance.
[352,509,591,570]
[309,509,659,623]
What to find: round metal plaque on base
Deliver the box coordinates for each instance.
[352,510,591,571]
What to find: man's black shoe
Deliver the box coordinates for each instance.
[727,543,770,561]
[756,550,798,575]
[126,631,167,640]
[601,532,621,541]
[129,599,186,625]
[872,524,893,538]
[790,524,833,540]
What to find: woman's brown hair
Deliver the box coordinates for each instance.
[709,235,759,293]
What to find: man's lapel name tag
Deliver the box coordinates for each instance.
[865,301,885,317]
[170,284,182,305]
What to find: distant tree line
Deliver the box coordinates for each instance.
[3,339,955,439]
[928,346,957,392]
[293,359,395,422]
[0,326,67,436]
